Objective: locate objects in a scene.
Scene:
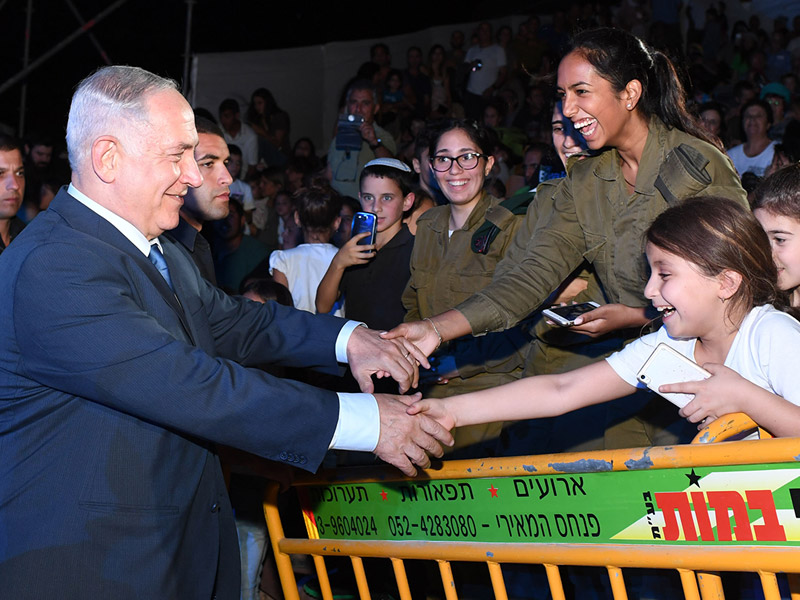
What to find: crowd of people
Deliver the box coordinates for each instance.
[2,2,800,599]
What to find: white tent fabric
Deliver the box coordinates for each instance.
[188,18,525,156]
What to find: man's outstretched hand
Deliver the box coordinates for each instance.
[373,393,454,476]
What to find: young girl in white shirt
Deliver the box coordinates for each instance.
[410,196,800,438]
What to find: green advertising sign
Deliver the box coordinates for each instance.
[298,463,800,546]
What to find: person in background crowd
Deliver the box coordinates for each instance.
[327,80,396,199]
[219,98,259,179]
[463,22,507,120]
[728,98,776,178]
[0,135,26,255]
[225,144,256,230]
[333,195,361,248]
[424,44,452,117]
[213,197,270,294]
[18,132,52,222]
[760,82,793,141]
[246,87,290,164]
[696,101,729,148]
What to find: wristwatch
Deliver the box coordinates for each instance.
[369,139,383,151]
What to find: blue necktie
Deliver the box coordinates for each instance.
[148,244,174,290]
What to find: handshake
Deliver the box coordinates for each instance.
[347,319,456,476]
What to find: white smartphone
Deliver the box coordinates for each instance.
[636,343,711,408]
[542,301,600,326]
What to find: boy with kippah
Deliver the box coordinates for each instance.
[316,158,415,331]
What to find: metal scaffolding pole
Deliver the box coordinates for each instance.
[18,0,33,136]
[0,0,129,98]
[63,0,113,65]
[181,0,195,97]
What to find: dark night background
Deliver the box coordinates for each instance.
[0,0,543,143]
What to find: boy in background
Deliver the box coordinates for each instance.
[316,158,415,331]
[225,144,257,232]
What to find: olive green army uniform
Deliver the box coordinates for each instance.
[458,119,747,451]
[403,193,528,456]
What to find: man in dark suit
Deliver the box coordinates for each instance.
[0,66,449,599]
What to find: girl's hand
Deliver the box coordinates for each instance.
[660,363,751,428]
[334,232,376,268]
[407,397,456,431]
[569,304,649,337]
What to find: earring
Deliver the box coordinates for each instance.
[627,103,632,109]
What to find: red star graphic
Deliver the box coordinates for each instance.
[489,485,498,498]
[380,490,388,500]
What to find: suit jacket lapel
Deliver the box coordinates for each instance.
[49,189,196,344]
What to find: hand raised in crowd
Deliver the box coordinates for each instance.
[346,325,429,393]
[333,232,376,268]
[359,120,380,146]
[374,392,454,476]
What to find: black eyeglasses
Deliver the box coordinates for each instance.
[429,152,487,172]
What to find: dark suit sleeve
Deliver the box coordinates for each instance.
[13,240,340,470]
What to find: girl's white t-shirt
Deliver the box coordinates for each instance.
[606,304,800,407]
[269,243,345,316]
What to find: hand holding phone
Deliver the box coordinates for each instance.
[335,114,366,152]
[636,343,711,408]
[542,301,600,326]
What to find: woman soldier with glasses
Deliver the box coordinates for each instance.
[401,119,528,458]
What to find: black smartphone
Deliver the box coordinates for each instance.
[542,301,600,326]
[335,114,365,152]
[351,211,377,245]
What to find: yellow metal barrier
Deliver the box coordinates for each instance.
[263,418,800,600]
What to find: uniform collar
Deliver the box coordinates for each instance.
[590,118,669,196]
[426,193,493,234]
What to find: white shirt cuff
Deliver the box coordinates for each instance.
[329,393,380,451]
[335,320,365,363]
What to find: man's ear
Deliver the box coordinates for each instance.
[333,216,342,231]
[719,269,743,301]
[402,192,416,212]
[92,137,120,184]
[412,157,421,174]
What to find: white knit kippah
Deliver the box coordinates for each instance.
[363,158,412,172]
